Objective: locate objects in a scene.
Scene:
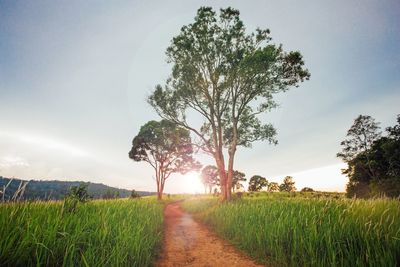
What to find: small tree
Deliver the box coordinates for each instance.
[102,189,120,199]
[248,175,268,192]
[130,189,140,198]
[63,183,91,213]
[201,165,219,194]
[268,182,279,192]
[232,170,246,192]
[129,120,200,200]
[279,176,296,192]
[68,183,91,202]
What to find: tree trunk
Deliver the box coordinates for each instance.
[226,141,237,201]
[226,155,234,200]
[156,169,162,200]
[219,168,227,200]
[156,181,162,200]
[214,153,227,201]
[159,174,166,200]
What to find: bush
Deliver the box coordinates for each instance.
[301,187,314,192]
[68,183,91,202]
[62,184,91,213]
[131,189,140,198]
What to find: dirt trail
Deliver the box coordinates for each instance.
[156,201,264,267]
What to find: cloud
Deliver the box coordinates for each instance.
[0,156,29,168]
[0,131,90,158]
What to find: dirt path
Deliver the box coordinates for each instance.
[156,201,264,267]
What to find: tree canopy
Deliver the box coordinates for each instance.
[149,6,310,200]
[232,170,246,192]
[129,120,200,199]
[339,115,400,198]
[267,182,279,192]
[337,115,381,176]
[279,176,296,192]
[248,175,268,192]
[201,165,219,193]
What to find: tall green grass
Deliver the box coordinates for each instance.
[183,195,400,267]
[0,198,163,266]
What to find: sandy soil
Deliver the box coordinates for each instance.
[156,201,264,267]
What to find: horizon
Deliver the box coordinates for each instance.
[0,173,346,194]
[1,1,399,193]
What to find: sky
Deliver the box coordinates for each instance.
[1,0,399,193]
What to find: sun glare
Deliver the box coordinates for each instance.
[182,171,203,194]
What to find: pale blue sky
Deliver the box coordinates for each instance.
[1,1,399,193]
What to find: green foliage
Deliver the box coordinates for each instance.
[129,120,192,168]
[300,187,314,192]
[102,189,121,199]
[338,114,400,198]
[267,182,280,192]
[62,196,80,214]
[243,191,345,200]
[279,176,296,192]
[231,170,246,192]
[129,119,200,199]
[130,189,140,199]
[337,115,381,162]
[148,6,309,200]
[67,184,91,203]
[0,177,154,201]
[183,195,400,267]
[200,167,246,192]
[248,175,268,192]
[62,184,91,213]
[0,199,163,266]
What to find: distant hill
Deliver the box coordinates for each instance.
[0,176,155,201]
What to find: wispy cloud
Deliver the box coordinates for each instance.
[0,156,29,168]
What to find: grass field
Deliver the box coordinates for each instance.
[183,193,400,267]
[0,198,164,267]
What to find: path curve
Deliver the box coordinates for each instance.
[156,201,264,267]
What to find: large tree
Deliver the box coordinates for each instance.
[129,120,200,200]
[248,175,268,192]
[149,7,310,200]
[337,115,381,180]
[339,115,400,198]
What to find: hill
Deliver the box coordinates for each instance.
[0,176,155,200]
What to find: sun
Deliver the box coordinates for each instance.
[182,171,203,194]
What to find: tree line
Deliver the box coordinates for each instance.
[0,177,152,201]
[200,166,298,193]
